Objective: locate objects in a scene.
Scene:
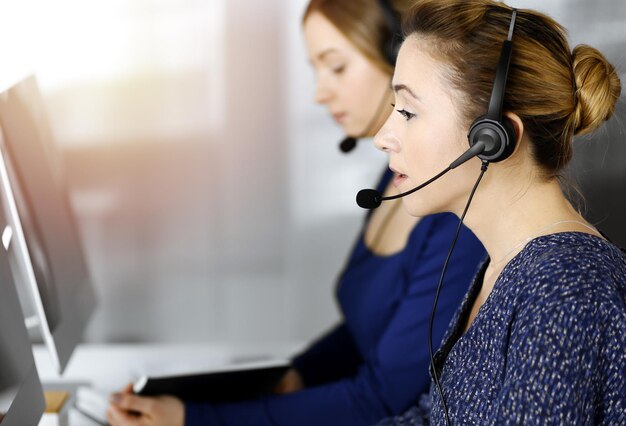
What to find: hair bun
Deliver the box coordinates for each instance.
[571,44,622,136]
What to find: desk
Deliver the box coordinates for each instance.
[34,342,301,425]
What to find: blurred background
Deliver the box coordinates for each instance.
[0,0,624,349]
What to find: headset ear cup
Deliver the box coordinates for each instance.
[467,115,517,163]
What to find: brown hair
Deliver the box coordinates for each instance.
[402,0,622,177]
[303,0,412,74]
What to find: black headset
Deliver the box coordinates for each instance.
[357,8,519,209]
[432,10,520,426]
[377,1,518,163]
[357,12,520,424]
[466,8,518,163]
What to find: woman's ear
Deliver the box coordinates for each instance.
[504,111,524,157]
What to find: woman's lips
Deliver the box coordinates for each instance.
[393,172,408,188]
[332,113,347,123]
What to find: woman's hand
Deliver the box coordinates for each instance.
[107,384,184,426]
[273,368,304,394]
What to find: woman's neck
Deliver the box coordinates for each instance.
[463,177,597,270]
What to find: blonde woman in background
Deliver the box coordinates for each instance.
[107,1,485,425]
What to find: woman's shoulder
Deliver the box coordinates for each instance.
[501,233,626,384]
[519,232,626,280]
[510,232,626,313]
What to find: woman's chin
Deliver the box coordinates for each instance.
[401,199,433,218]
[400,194,446,218]
[340,122,364,137]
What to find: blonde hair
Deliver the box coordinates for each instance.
[303,0,412,74]
[403,0,621,177]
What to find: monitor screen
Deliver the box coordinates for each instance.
[0,200,46,425]
[0,75,97,374]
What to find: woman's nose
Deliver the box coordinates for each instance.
[314,87,332,104]
[314,78,333,104]
[374,119,400,153]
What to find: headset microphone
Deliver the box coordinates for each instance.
[339,136,358,153]
[356,141,487,209]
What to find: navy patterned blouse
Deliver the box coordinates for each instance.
[378,232,626,425]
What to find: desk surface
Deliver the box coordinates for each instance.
[34,342,301,426]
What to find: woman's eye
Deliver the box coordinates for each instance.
[396,108,416,121]
[332,65,346,74]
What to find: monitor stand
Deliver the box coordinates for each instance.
[39,381,91,426]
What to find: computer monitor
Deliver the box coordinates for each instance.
[0,201,46,425]
[0,75,97,374]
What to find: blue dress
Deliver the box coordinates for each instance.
[185,169,485,425]
[378,232,626,425]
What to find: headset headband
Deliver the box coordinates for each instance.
[486,9,517,121]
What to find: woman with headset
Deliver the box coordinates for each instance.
[369,1,625,424]
[107,1,485,425]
